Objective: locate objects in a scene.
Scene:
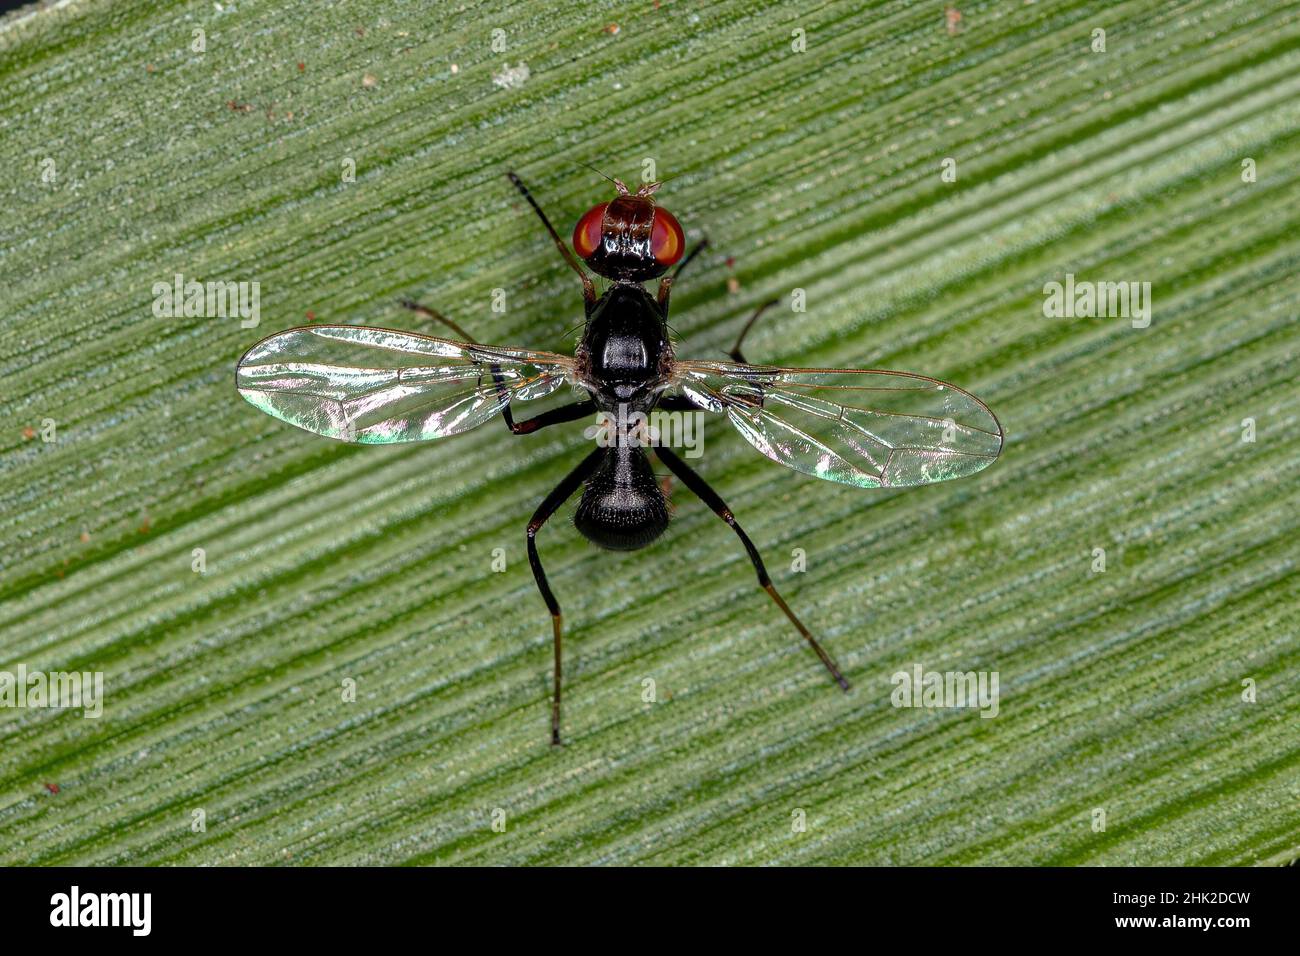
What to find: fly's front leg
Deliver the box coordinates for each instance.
[657,237,709,314]
[506,171,598,313]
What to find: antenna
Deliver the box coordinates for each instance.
[576,161,625,192]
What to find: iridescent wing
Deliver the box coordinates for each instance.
[670,360,1003,488]
[236,325,577,443]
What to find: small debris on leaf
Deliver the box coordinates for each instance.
[492,62,530,90]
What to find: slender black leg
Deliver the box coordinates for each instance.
[656,237,709,313]
[657,395,707,412]
[400,299,478,343]
[399,299,594,434]
[655,446,851,691]
[506,171,597,311]
[529,448,606,745]
[509,401,596,434]
[727,297,780,364]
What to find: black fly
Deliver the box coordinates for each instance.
[236,172,1004,745]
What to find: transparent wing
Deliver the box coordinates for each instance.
[236,325,576,443]
[671,360,1004,488]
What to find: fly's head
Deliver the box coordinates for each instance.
[572,180,684,283]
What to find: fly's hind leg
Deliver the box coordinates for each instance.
[528,449,605,746]
[655,447,850,691]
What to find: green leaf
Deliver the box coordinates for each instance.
[1,0,1296,865]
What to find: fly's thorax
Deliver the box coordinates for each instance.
[579,284,673,407]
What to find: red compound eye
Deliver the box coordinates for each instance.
[650,207,684,266]
[573,203,607,259]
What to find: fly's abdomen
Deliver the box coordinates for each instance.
[573,448,669,551]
